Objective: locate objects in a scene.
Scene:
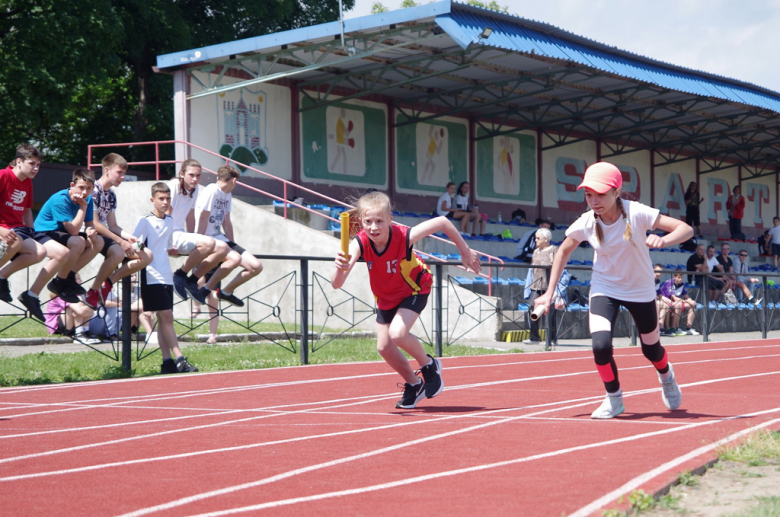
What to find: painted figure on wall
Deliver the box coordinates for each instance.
[421,125,446,185]
[219,90,269,172]
[326,107,365,176]
[495,136,519,195]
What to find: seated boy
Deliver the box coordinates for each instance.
[192,165,262,306]
[34,168,104,303]
[133,182,197,374]
[653,264,672,336]
[0,144,67,321]
[660,269,698,336]
[86,153,151,308]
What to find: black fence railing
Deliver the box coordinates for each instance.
[3,256,780,371]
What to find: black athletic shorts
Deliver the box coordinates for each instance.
[37,230,87,247]
[98,235,121,257]
[376,293,429,324]
[225,240,246,255]
[11,226,43,241]
[140,270,174,312]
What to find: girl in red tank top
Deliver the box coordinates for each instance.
[332,191,482,409]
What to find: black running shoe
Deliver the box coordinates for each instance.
[17,291,45,321]
[176,356,199,373]
[184,277,201,301]
[395,380,426,409]
[160,359,178,374]
[173,271,189,300]
[190,286,210,305]
[47,278,80,303]
[420,354,444,398]
[217,289,244,307]
[0,278,11,303]
[65,276,86,296]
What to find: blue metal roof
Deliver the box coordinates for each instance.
[157,0,780,113]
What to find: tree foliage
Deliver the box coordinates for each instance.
[0,0,354,166]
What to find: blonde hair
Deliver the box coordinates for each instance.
[593,195,634,246]
[345,191,393,237]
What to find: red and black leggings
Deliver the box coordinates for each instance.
[589,296,670,393]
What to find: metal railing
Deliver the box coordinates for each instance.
[86,139,506,295]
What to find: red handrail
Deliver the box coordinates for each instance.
[87,140,504,295]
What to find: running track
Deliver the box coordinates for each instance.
[1,339,779,516]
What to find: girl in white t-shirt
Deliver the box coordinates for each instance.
[534,162,693,419]
[436,182,477,234]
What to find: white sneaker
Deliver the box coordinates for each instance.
[659,362,682,410]
[591,394,625,419]
[686,327,700,336]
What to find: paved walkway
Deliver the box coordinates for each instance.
[1,330,779,358]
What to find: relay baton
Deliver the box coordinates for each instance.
[529,305,545,321]
[340,212,350,258]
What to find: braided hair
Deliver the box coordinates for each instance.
[593,194,635,247]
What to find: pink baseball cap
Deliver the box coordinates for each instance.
[577,162,623,194]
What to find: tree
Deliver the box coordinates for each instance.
[400,0,419,7]
[466,0,509,13]
[371,2,389,14]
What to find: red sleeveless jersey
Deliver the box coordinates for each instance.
[356,224,432,310]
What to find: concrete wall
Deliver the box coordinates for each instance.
[4,181,501,341]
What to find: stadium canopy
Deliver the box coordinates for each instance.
[157,0,780,178]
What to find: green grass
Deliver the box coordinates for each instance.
[0,317,51,338]
[718,430,780,463]
[725,496,780,517]
[0,337,523,387]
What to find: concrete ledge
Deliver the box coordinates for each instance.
[0,337,73,346]
[180,331,378,342]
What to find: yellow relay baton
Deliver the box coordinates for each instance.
[340,211,350,260]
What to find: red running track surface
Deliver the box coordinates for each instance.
[1,339,779,516]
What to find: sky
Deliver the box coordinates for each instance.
[344,0,780,94]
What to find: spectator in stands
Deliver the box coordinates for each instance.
[758,229,771,256]
[515,218,554,263]
[511,208,527,224]
[654,264,672,337]
[726,185,745,240]
[734,250,762,305]
[704,245,729,302]
[769,217,780,269]
[436,182,477,235]
[717,243,760,305]
[453,181,486,237]
[684,181,704,238]
[524,227,557,345]
[660,269,699,336]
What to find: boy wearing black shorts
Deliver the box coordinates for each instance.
[34,168,104,305]
[87,153,151,309]
[133,182,197,374]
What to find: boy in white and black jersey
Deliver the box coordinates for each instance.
[133,182,197,374]
[192,165,262,307]
[87,153,151,309]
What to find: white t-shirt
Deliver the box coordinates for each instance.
[566,200,659,302]
[168,178,199,233]
[133,213,173,285]
[195,183,231,241]
[706,256,720,273]
[768,225,780,244]
[436,192,452,217]
[453,194,469,211]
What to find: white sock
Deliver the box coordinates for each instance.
[26,290,38,298]
[608,389,623,398]
[659,370,673,383]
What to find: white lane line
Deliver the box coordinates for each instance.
[4,368,779,482]
[569,416,780,517]
[120,406,780,517]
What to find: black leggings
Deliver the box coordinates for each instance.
[590,296,669,393]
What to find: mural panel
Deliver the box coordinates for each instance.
[189,71,292,179]
[300,96,387,187]
[475,129,536,204]
[395,114,468,194]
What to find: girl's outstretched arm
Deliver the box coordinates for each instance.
[647,214,693,248]
[409,216,482,274]
[331,239,362,289]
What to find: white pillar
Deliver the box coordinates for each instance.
[173,70,190,164]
